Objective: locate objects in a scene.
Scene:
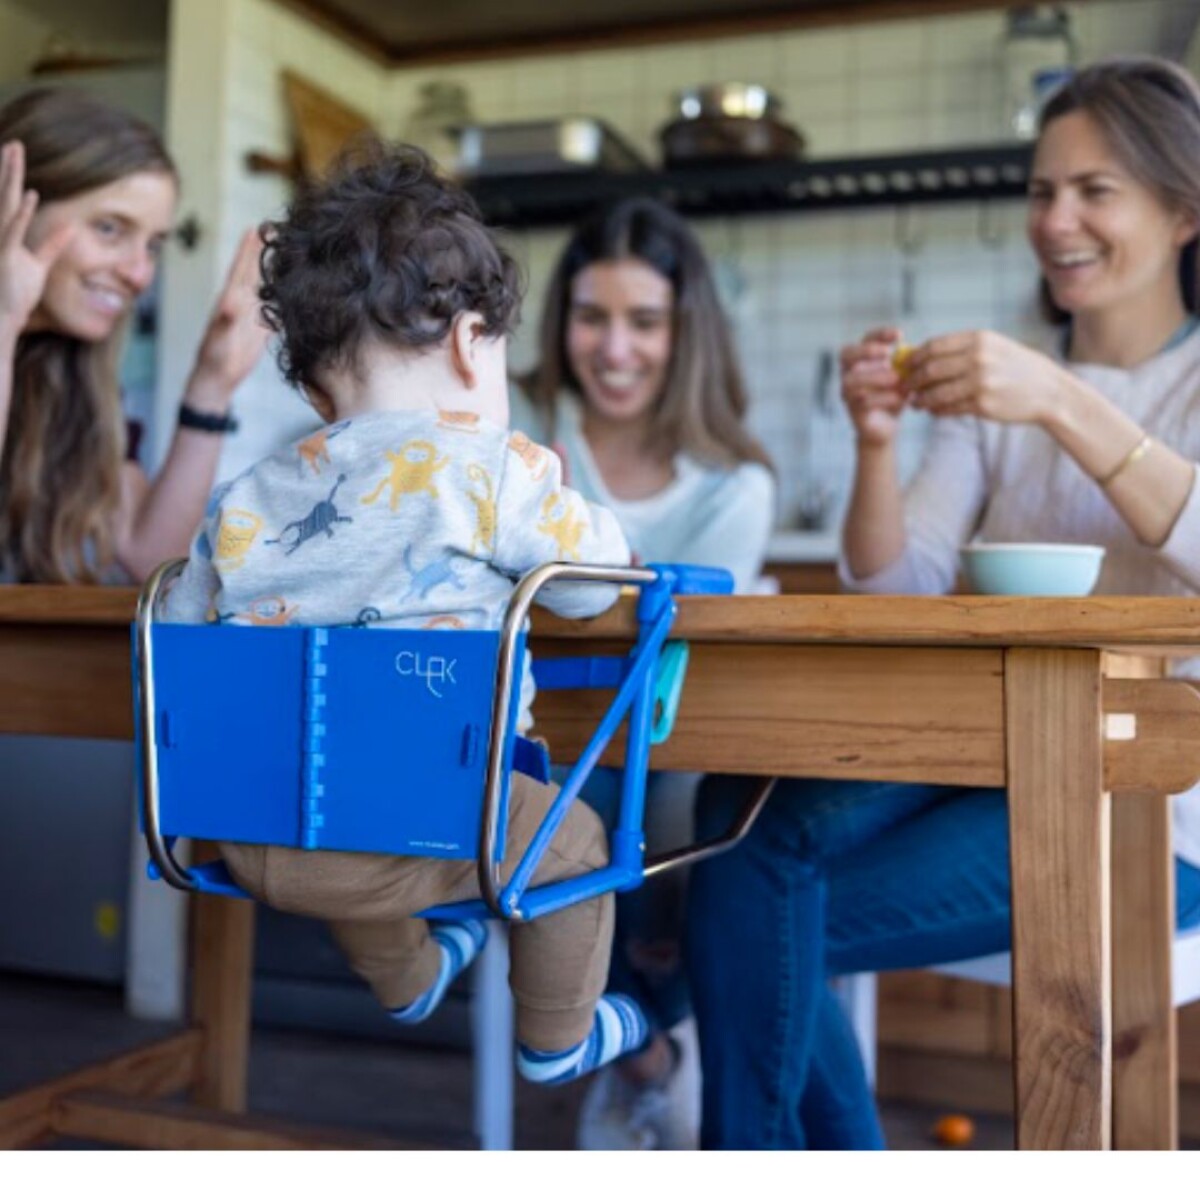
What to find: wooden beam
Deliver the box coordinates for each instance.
[1103,678,1200,794]
[0,1031,202,1149]
[1108,647,1177,1151]
[1111,789,1177,1148]
[51,1092,416,1150]
[0,586,134,624]
[266,0,1031,68]
[1006,648,1111,1150]
[532,593,1200,652]
[532,642,1007,785]
[8,587,1200,653]
[0,625,132,739]
[190,874,256,1113]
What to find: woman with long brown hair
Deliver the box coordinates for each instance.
[689,56,1200,1149]
[517,196,774,595]
[0,87,267,584]
[514,197,776,1150]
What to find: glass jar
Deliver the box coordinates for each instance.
[1016,65,1074,138]
[999,5,1076,140]
[402,81,475,176]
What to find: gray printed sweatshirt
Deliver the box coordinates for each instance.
[162,408,632,729]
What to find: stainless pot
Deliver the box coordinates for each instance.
[673,83,782,122]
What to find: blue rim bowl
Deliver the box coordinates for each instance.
[960,542,1106,596]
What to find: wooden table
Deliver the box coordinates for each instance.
[2,587,1200,1150]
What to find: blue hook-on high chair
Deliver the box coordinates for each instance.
[133,557,776,1147]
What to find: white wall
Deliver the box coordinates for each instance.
[158,0,388,474]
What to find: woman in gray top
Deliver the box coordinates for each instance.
[687,56,1200,1150]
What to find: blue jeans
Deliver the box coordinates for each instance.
[686,776,1200,1150]
[558,765,698,1033]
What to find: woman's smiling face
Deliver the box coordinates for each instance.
[1028,108,1197,318]
[27,169,178,342]
[565,257,675,427]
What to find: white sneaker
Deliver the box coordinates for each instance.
[661,1016,702,1150]
[576,1018,702,1151]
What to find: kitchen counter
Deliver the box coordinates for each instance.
[766,530,839,563]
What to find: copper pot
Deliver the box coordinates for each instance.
[660,82,805,165]
[660,114,805,165]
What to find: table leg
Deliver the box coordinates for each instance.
[189,843,255,1112]
[1110,789,1176,1148]
[1005,648,1110,1150]
[1105,654,1177,1149]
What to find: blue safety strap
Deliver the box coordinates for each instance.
[511,735,551,784]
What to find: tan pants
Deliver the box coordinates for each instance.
[220,774,611,1051]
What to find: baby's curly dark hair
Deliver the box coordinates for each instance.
[259,140,522,392]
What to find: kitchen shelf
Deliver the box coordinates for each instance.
[466,143,1033,228]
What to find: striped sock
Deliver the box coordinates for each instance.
[389,918,488,1025]
[515,994,649,1087]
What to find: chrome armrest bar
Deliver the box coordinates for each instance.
[479,562,657,917]
[135,557,194,890]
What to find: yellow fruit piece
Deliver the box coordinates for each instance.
[931,1113,976,1147]
[891,343,914,377]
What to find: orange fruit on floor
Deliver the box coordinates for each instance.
[931,1113,976,1147]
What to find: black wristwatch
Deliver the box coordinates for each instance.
[178,403,239,434]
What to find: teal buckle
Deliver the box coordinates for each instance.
[650,640,690,745]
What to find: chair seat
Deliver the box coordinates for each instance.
[836,923,1200,1089]
[931,922,1200,1006]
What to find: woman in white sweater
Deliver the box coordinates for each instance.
[513,198,776,1149]
[688,56,1200,1150]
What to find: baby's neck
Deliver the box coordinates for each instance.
[327,344,473,421]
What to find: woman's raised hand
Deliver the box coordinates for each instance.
[839,326,908,446]
[903,330,1067,425]
[188,228,271,402]
[0,141,74,336]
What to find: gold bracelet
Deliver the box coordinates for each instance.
[1096,433,1153,488]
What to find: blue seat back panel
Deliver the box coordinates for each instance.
[147,625,520,861]
[315,628,509,858]
[153,624,306,848]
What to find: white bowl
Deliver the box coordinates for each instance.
[960,542,1105,596]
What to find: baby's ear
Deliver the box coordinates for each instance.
[449,310,487,388]
[1177,211,1200,249]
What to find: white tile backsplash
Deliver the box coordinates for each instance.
[852,70,929,117]
[711,34,778,83]
[576,48,642,102]
[928,9,1009,65]
[853,111,930,154]
[851,18,930,73]
[652,43,722,97]
[782,28,852,82]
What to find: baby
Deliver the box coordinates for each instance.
[163,142,647,1085]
